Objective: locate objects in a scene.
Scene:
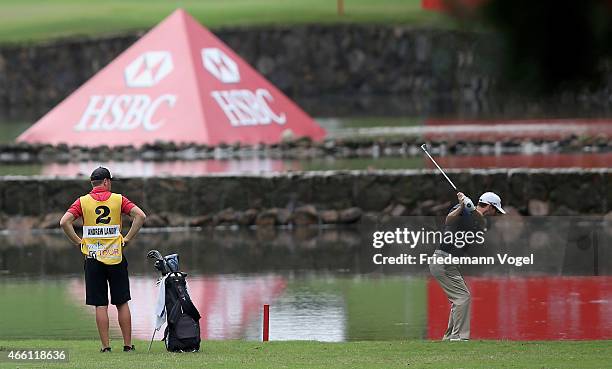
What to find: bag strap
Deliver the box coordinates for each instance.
[176,284,201,321]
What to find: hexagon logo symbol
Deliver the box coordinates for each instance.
[201,48,240,83]
[124,51,174,88]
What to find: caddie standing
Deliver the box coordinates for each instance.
[59,167,146,352]
[429,191,505,341]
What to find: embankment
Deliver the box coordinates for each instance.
[0,169,609,230]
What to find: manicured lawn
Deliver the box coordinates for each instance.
[0,281,96,340]
[0,339,610,369]
[0,0,449,44]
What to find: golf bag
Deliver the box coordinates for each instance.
[163,271,201,352]
[147,250,201,352]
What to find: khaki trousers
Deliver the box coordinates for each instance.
[429,257,471,340]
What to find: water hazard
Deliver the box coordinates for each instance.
[1,223,611,341]
[1,117,611,177]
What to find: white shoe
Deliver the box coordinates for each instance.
[449,338,469,341]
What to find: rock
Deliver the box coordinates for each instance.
[144,214,168,228]
[6,216,38,232]
[359,212,380,227]
[163,213,190,227]
[338,207,362,224]
[528,199,549,216]
[382,203,395,215]
[292,205,319,226]
[256,209,278,227]
[604,211,612,237]
[419,200,436,212]
[429,201,452,215]
[280,129,295,142]
[189,215,213,227]
[276,208,292,225]
[216,208,237,224]
[382,203,408,216]
[238,209,258,226]
[38,212,63,229]
[551,205,579,216]
[390,204,407,216]
[320,209,339,224]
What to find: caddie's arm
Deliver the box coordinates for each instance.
[59,212,82,247]
[123,206,146,244]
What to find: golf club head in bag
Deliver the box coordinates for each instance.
[147,249,170,275]
[164,254,179,273]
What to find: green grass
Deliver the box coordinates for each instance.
[0,122,30,143]
[0,339,611,369]
[0,164,42,176]
[0,281,96,339]
[342,277,426,340]
[300,157,425,171]
[0,0,450,44]
[318,117,423,131]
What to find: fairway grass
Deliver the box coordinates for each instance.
[0,0,449,44]
[0,339,610,369]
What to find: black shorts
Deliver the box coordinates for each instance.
[84,257,131,306]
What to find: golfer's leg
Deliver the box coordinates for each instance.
[429,262,456,340]
[117,303,132,346]
[443,304,455,340]
[95,306,110,348]
[445,265,471,339]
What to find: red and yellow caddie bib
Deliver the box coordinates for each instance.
[80,193,124,265]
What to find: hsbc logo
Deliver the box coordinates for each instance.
[124,51,173,88]
[75,51,177,132]
[202,48,240,83]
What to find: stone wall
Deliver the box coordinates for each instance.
[0,25,502,121]
[0,169,609,219]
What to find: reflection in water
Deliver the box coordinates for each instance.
[68,275,287,341]
[2,274,425,342]
[41,159,301,177]
[6,152,607,178]
[4,274,611,341]
[428,277,612,340]
[1,223,611,341]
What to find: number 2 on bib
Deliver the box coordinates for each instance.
[95,206,111,224]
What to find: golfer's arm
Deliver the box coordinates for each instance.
[59,212,82,246]
[124,206,146,242]
[445,205,464,225]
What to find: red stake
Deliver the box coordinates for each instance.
[263,304,270,341]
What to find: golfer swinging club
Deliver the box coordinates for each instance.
[429,191,505,341]
[59,167,146,352]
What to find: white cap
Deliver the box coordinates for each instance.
[478,192,506,214]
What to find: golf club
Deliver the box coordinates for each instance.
[146,249,164,353]
[420,144,475,211]
[147,250,163,261]
[148,249,170,275]
[420,144,457,191]
[147,328,158,353]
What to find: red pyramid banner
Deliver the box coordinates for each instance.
[18,9,326,147]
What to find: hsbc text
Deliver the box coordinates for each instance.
[75,94,177,131]
[211,89,287,126]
